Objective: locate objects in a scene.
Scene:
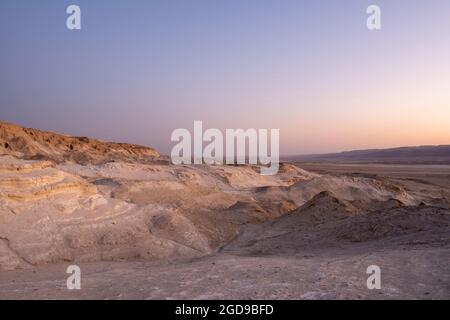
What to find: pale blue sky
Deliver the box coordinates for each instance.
[1,0,449,155]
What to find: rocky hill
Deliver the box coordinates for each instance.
[0,121,449,299]
[0,121,160,164]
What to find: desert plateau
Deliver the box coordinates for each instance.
[0,121,449,299]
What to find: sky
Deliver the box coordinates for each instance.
[0,0,449,155]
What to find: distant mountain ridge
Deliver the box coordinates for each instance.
[286,145,450,164]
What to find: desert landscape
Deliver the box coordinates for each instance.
[0,121,449,299]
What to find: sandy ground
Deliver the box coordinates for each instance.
[1,179,449,299]
[1,246,448,300]
[297,163,450,189]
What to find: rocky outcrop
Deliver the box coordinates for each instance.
[0,121,159,164]
[0,122,448,272]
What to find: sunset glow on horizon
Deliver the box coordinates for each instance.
[1,0,449,155]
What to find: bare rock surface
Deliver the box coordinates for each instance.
[0,122,449,299]
[0,121,159,164]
